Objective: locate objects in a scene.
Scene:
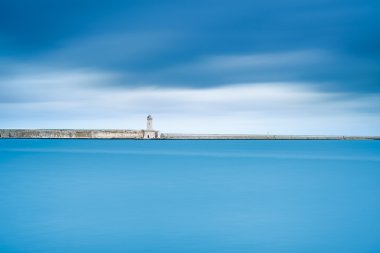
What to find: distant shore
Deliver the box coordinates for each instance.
[0,129,379,140]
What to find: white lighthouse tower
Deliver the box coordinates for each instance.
[144,115,158,139]
[147,115,153,130]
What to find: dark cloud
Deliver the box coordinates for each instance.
[0,0,379,92]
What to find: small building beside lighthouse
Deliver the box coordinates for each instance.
[143,115,160,139]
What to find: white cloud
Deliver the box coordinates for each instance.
[193,50,330,70]
[148,49,337,85]
[0,67,379,135]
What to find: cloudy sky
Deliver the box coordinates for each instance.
[1,0,379,134]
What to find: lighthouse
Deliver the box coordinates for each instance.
[147,115,153,130]
[144,115,159,139]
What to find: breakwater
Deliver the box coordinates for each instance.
[0,129,145,139]
[0,129,379,140]
[161,133,380,140]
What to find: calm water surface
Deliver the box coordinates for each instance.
[0,140,379,253]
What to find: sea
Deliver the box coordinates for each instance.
[0,140,379,253]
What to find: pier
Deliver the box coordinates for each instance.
[0,129,379,140]
[1,116,379,140]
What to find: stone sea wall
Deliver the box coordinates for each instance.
[0,130,379,140]
[161,133,380,140]
[0,129,145,139]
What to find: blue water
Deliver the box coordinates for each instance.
[0,140,380,253]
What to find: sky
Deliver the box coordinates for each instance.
[0,0,379,134]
